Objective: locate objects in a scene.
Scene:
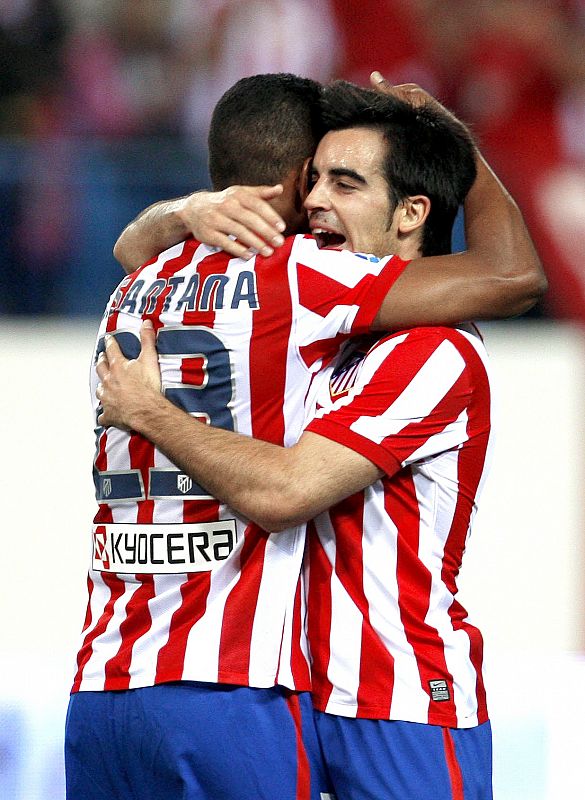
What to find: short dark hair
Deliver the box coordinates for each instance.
[208,73,323,190]
[319,81,477,256]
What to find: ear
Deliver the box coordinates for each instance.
[298,157,313,203]
[396,195,431,235]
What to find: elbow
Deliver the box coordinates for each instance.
[247,487,315,533]
[510,261,548,317]
[490,257,548,319]
[113,237,131,273]
[113,232,140,275]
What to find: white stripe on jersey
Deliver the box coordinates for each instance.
[350,338,466,442]
[361,484,430,722]
[406,407,469,465]
[248,527,304,686]
[79,577,141,690]
[181,539,244,683]
[413,454,479,726]
[128,573,188,688]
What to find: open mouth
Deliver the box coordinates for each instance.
[312,228,347,249]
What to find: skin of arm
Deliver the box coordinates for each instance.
[113,185,287,273]
[97,323,382,532]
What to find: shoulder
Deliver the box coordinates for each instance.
[364,325,490,381]
[371,325,485,354]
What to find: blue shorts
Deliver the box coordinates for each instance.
[65,682,332,800]
[314,711,492,800]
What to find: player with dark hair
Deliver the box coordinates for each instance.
[113,72,325,268]
[310,79,477,259]
[97,80,528,800]
[208,73,323,189]
[67,73,544,800]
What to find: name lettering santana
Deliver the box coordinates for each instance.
[110,271,259,317]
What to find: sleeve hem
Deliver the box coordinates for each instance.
[352,256,410,332]
[306,418,402,477]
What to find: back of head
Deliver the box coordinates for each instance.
[208,73,323,190]
[319,81,477,256]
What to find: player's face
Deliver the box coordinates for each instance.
[305,127,400,258]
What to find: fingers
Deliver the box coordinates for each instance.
[96,351,109,381]
[370,70,394,93]
[180,185,287,260]
[104,334,123,364]
[139,318,157,357]
[370,72,429,106]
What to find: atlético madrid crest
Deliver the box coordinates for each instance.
[177,474,193,494]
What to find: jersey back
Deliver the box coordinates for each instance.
[73,235,405,693]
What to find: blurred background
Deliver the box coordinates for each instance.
[1,1,585,798]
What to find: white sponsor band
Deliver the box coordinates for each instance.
[92,521,237,574]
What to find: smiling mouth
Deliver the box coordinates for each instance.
[312,228,347,249]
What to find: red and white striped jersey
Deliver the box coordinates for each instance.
[305,325,494,727]
[73,234,406,694]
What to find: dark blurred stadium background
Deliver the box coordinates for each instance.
[1,0,584,318]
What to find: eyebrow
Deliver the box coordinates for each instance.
[311,166,368,185]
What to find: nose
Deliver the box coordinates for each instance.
[304,176,330,212]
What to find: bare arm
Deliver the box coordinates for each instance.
[113,185,287,273]
[370,77,547,330]
[97,324,381,531]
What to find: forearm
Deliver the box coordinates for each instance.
[130,395,310,530]
[128,394,379,531]
[113,197,190,273]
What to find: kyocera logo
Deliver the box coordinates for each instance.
[93,525,110,569]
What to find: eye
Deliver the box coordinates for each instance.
[336,180,356,192]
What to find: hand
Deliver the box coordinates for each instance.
[96,320,163,431]
[369,72,471,135]
[176,184,287,260]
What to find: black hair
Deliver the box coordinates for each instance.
[208,73,323,189]
[319,81,477,256]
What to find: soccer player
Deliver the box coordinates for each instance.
[96,81,522,799]
[67,75,542,800]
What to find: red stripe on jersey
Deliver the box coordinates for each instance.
[353,255,410,330]
[106,268,145,332]
[177,243,223,522]
[306,521,335,710]
[249,245,294,444]
[285,693,311,800]
[299,332,349,370]
[103,577,157,690]
[80,574,95,634]
[332,493,397,719]
[217,524,267,683]
[291,579,311,691]
[296,254,407,333]
[442,728,465,800]
[154,573,212,683]
[71,572,127,692]
[440,331,491,724]
[148,240,201,329]
[388,475,459,727]
[181,243,231,328]
[102,429,157,687]
[288,577,311,690]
